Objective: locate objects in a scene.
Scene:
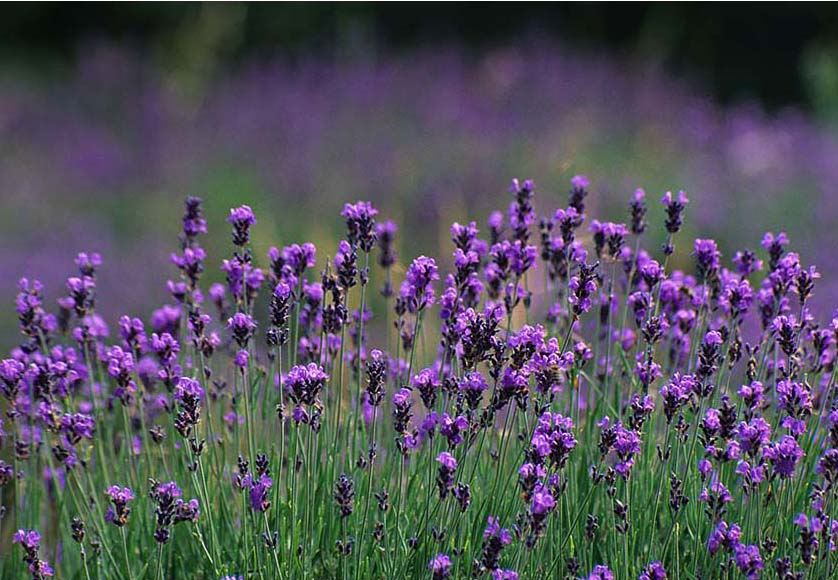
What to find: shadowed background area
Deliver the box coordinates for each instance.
[1,3,838,351]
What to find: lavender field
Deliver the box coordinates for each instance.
[2,21,838,580]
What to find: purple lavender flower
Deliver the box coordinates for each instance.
[735,460,766,495]
[392,387,414,437]
[285,363,328,408]
[629,188,648,235]
[151,480,200,543]
[0,460,13,486]
[221,255,265,304]
[598,417,642,479]
[58,275,96,317]
[181,196,207,239]
[699,477,733,522]
[530,412,577,469]
[285,363,328,428]
[794,265,819,306]
[105,485,135,527]
[732,249,762,277]
[817,448,838,484]
[439,413,469,448]
[174,377,205,403]
[508,178,536,244]
[376,220,398,269]
[227,205,256,246]
[334,240,358,290]
[174,377,205,437]
[227,312,257,347]
[13,529,54,579]
[661,190,689,235]
[429,553,452,580]
[365,349,387,407]
[334,473,355,518]
[660,373,694,423]
[412,367,441,409]
[707,521,742,555]
[436,451,458,499]
[569,262,598,316]
[480,516,513,572]
[459,371,488,409]
[530,482,556,516]
[74,252,103,276]
[587,565,615,580]
[1,357,26,400]
[568,175,590,214]
[488,211,504,244]
[342,201,378,252]
[451,221,481,254]
[16,278,56,340]
[776,379,812,436]
[106,345,136,402]
[60,412,95,444]
[269,242,317,286]
[762,232,789,272]
[399,256,439,312]
[638,561,667,580]
[150,304,181,336]
[244,473,273,513]
[764,435,804,479]
[696,330,723,383]
[735,417,772,457]
[170,246,206,288]
[793,512,838,564]
[720,277,754,320]
[590,221,629,260]
[437,451,457,470]
[693,238,721,280]
[733,544,764,579]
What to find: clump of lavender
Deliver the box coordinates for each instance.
[3,176,838,580]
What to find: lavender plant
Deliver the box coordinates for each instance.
[1,177,837,580]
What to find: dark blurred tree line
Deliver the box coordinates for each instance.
[2,3,838,117]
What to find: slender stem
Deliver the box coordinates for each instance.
[121,527,134,580]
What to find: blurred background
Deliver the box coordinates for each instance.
[2,3,838,351]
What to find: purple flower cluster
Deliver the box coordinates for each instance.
[707,521,763,579]
[13,529,54,579]
[342,201,379,253]
[150,480,201,543]
[105,485,135,527]
[399,256,439,313]
[285,363,328,427]
[227,205,256,246]
[598,417,642,479]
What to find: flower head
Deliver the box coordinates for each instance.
[227,205,256,246]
